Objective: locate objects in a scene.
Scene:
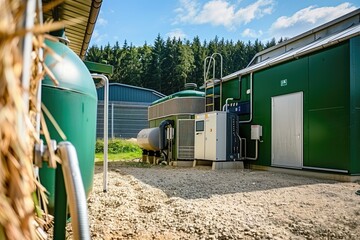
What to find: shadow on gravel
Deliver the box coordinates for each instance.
[94,160,340,200]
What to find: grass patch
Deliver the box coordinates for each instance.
[95,138,142,162]
[95,152,141,162]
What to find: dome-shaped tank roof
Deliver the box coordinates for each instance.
[43,39,97,99]
[151,89,204,106]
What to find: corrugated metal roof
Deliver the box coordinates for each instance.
[223,8,360,81]
[97,83,166,102]
[43,0,101,58]
[223,22,360,81]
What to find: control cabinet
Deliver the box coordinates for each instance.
[194,111,239,161]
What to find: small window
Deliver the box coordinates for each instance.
[195,120,204,132]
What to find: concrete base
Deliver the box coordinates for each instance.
[192,160,212,167]
[249,164,360,182]
[171,160,194,167]
[211,161,244,170]
[192,160,244,170]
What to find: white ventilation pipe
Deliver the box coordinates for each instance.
[91,74,109,192]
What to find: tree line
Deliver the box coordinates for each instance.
[85,35,278,95]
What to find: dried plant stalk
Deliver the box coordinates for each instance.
[0,0,64,239]
[0,0,37,237]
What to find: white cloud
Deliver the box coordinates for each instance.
[242,28,263,38]
[167,28,187,39]
[174,0,199,24]
[91,29,108,45]
[97,16,108,26]
[270,3,357,39]
[174,0,274,30]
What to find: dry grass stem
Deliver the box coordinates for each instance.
[0,0,67,238]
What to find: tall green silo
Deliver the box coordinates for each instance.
[39,39,97,209]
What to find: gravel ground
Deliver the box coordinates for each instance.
[83,161,360,240]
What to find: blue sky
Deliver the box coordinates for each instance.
[90,0,359,47]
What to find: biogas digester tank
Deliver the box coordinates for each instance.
[39,39,97,209]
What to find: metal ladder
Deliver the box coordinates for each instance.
[203,53,223,112]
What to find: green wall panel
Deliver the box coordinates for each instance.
[309,43,349,110]
[308,108,349,170]
[222,78,241,103]
[224,41,353,173]
[307,43,350,171]
[243,57,309,167]
[350,36,360,174]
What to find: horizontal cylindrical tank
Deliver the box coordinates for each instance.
[137,127,160,151]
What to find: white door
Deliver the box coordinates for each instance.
[271,92,303,168]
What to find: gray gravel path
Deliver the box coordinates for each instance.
[85,161,360,239]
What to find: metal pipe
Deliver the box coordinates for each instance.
[56,142,91,240]
[203,56,214,82]
[111,103,114,139]
[211,53,223,79]
[32,0,44,177]
[211,53,223,106]
[19,0,36,145]
[222,98,234,112]
[212,57,216,80]
[246,140,258,161]
[240,72,253,123]
[91,74,109,192]
[235,132,243,160]
[35,0,43,137]
[242,138,247,159]
[20,0,36,112]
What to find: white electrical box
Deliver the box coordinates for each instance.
[251,125,262,140]
[194,111,227,161]
[166,127,174,140]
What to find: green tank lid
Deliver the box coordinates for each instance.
[151,89,205,106]
[43,39,97,99]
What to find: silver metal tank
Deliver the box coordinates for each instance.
[137,127,160,151]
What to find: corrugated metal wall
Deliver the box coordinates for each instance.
[97,101,149,139]
[96,83,165,139]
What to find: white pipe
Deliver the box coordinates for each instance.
[246,140,258,160]
[91,74,109,192]
[33,0,43,177]
[240,72,253,123]
[35,0,43,137]
[57,142,91,240]
[222,98,234,112]
[19,0,35,142]
[21,0,36,112]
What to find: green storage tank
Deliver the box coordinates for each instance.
[39,39,97,208]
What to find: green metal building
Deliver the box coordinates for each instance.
[220,9,360,175]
